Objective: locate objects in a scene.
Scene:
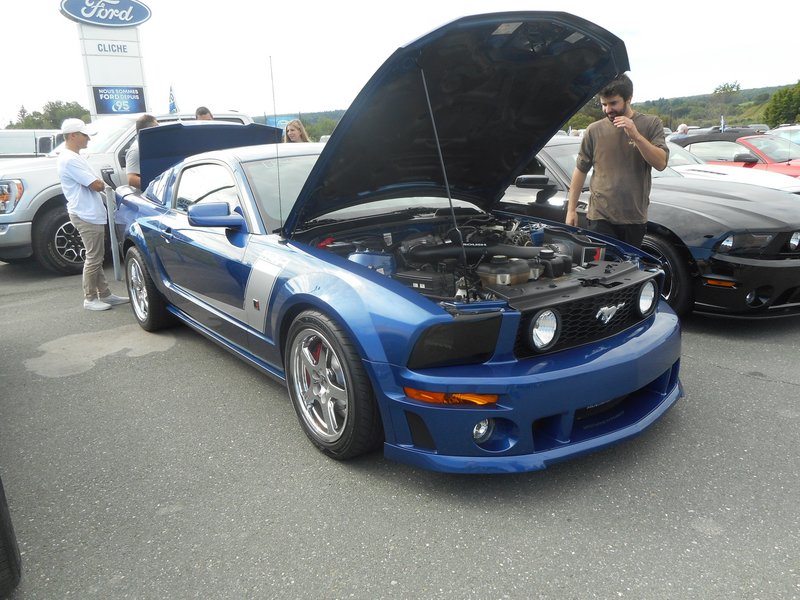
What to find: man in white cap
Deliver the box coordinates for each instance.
[57,118,129,311]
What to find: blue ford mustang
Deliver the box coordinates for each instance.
[114,11,683,474]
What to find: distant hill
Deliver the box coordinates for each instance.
[252,84,796,137]
[633,85,791,129]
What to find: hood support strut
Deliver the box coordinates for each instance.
[419,66,471,302]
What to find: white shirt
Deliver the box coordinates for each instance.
[57,148,107,224]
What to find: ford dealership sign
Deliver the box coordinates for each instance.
[60,0,151,28]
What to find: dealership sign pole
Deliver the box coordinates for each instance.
[60,0,152,119]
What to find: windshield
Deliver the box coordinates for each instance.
[50,115,137,156]
[546,142,593,188]
[747,135,800,162]
[243,154,319,232]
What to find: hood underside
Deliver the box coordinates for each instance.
[285,11,628,234]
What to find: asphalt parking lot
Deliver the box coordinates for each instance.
[1,260,798,600]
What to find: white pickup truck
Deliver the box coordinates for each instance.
[0,129,63,159]
[0,112,253,274]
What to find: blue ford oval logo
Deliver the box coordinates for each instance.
[60,0,151,28]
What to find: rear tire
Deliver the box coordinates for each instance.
[0,477,22,596]
[125,246,173,331]
[642,233,693,317]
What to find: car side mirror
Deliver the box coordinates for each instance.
[733,152,758,164]
[188,202,247,230]
[515,174,550,188]
[515,174,558,204]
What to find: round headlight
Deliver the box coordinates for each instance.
[719,235,734,252]
[530,309,560,350]
[638,280,657,315]
[789,232,800,251]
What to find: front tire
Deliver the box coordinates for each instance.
[0,477,22,596]
[285,310,383,460]
[642,233,693,317]
[32,205,84,275]
[125,246,173,331]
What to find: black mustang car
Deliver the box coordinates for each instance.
[501,135,800,317]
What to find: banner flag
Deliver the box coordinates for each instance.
[169,85,178,114]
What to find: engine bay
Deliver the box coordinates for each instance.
[309,213,648,305]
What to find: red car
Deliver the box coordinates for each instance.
[673,130,800,178]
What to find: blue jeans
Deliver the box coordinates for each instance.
[69,214,109,301]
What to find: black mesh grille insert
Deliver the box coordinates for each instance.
[515,283,648,358]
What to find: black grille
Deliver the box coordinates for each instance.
[514,283,648,358]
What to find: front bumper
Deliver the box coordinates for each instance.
[372,304,683,474]
[693,253,800,317]
[0,221,33,259]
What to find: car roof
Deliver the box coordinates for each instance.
[671,129,763,145]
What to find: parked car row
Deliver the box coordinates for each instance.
[671,129,800,178]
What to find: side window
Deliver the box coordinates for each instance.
[119,135,135,168]
[522,157,547,176]
[685,141,742,162]
[174,163,241,214]
[146,172,169,204]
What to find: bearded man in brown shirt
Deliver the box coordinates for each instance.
[565,73,668,248]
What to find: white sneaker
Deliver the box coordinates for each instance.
[100,294,130,306]
[84,298,112,311]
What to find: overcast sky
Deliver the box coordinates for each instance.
[3,0,796,127]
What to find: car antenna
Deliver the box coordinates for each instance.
[419,66,470,301]
[269,55,284,233]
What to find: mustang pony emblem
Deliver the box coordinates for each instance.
[596,303,626,324]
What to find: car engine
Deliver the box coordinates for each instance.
[313,215,628,304]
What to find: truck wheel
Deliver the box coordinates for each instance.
[0,477,22,596]
[32,206,85,275]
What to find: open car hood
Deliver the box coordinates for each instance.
[284,11,628,235]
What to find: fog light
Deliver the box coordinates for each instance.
[472,418,495,444]
[530,309,560,351]
[638,280,657,315]
[745,286,772,307]
[789,232,800,251]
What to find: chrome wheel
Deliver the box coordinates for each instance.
[288,327,350,443]
[126,254,149,323]
[285,310,382,459]
[124,246,172,331]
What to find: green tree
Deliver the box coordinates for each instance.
[763,81,800,127]
[714,82,741,95]
[6,101,90,129]
[305,116,337,142]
